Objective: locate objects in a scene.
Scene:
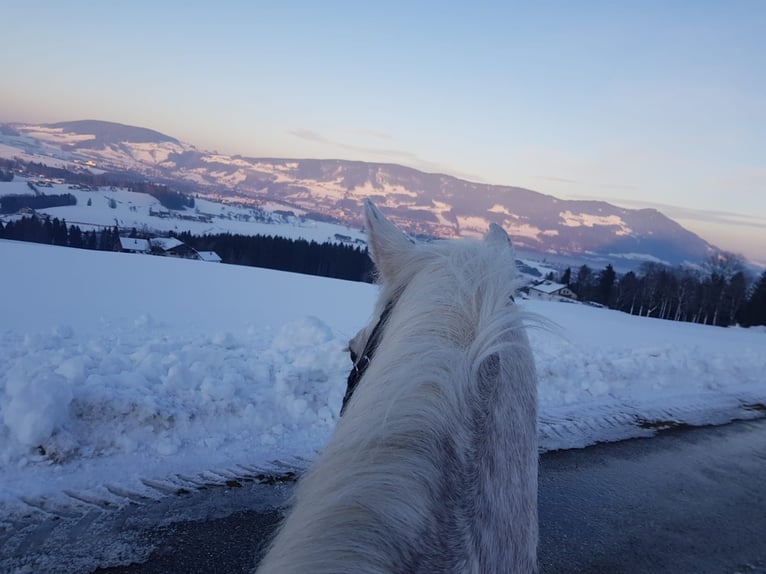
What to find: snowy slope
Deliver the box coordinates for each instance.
[0,178,366,245]
[1,239,764,523]
[0,121,720,266]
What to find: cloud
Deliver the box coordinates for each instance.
[348,128,395,141]
[530,175,580,185]
[536,176,639,192]
[562,195,766,263]
[287,128,329,143]
[567,194,766,232]
[287,127,484,182]
[623,200,766,230]
[679,210,766,230]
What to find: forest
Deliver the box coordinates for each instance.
[1,157,763,327]
[551,257,766,328]
[0,215,373,283]
[0,158,195,210]
[2,213,763,326]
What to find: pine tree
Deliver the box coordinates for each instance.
[616,270,640,315]
[596,264,617,307]
[52,218,68,246]
[68,225,83,248]
[741,271,766,327]
[573,265,594,301]
[722,271,748,326]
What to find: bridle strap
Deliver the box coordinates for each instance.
[340,293,513,415]
[341,298,396,415]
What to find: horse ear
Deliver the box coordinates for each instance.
[364,199,413,280]
[485,223,513,248]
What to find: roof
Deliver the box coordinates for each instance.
[530,280,567,294]
[197,250,222,263]
[149,237,184,251]
[118,237,150,252]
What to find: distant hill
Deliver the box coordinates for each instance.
[47,120,180,147]
[0,120,719,267]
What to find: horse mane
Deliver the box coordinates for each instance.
[256,203,539,574]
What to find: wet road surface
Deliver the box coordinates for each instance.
[79,418,766,573]
[537,418,766,573]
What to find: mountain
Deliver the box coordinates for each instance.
[0,120,718,266]
[48,120,180,147]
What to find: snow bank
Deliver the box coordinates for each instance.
[0,239,764,511]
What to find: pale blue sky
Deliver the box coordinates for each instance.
[2,1,765,263]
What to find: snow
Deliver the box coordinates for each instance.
[121,141,186,165]
[1,239,765,518]
[15,126,96,145]
[0,142,75,169]
[607,251,668,263]
[118,237,150,252]
[530,280,567,294]
[505,221,546,240]
[456,215,491,238]
[560,210,632,235]
[149,236,184,251]
[197,250,222,262]
[488,204,512,216]
[516,257,561,279]
[0,178,368,246]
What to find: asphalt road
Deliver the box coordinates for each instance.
[84,418,766,573]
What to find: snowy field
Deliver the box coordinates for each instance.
[0,178,366,244]
[1,239,765,519]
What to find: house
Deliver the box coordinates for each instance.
[119,235,222,263]
[149,236,184,252]
[149,237,197,258]
[528,280,578,301]
[118,236,150,253]
[196,250,222,263]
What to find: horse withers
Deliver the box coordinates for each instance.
[256,199,538,573]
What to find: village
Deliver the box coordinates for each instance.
[116,235,221,262]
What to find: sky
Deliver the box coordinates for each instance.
[2,1,765,263]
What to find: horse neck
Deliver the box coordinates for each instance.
[257,255,538,574]
[372,280,540,560]
[468,329,539,571]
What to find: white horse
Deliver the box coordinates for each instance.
[256,200,538,573]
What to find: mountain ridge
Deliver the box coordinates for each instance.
[48,120,180,146]
[0,120,718,266]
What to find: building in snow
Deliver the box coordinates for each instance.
[119,235,221,263]
[196,250,222,263]
[118,237,150,254]
[149,237,197,258]
[527,280,578,301]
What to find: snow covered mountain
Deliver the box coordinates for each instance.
[0,120,718,266]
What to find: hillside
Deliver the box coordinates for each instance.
[0,120,718,266]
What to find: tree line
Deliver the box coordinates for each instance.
[0,216,374,283]
[3,157,761,323]
[0,158,196,210]
[128,182,195,210]
[0,215,119,251]
[175,230,373,282]
[0,192,77,214]
[553,255,766,327]
[1,158,121,188]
